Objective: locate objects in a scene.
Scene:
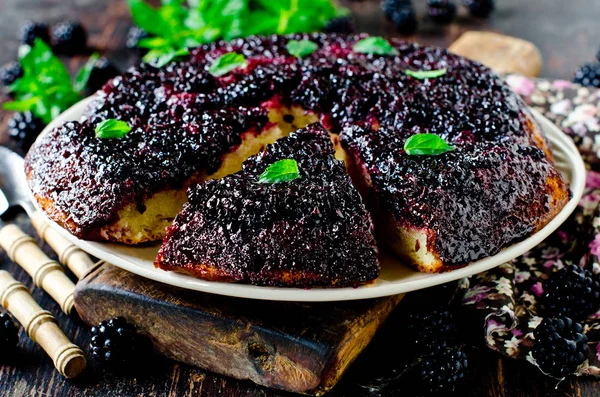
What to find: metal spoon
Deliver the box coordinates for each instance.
[0,146,95,313]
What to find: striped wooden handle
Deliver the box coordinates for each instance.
[0,270,86,378]
[30,211,96,280]
[0,224,75,314]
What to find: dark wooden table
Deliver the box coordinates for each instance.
[1,0,600,396]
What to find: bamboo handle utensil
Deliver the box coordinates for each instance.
[0,224,75,314]
[0,270,86,378]
[30,211,96,280]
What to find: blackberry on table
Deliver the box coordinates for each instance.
[19,20,50,46]
[324,16,355,34]
[462,0,495,17]
[86,57,120,93]
[51,21,88,55]
[89,316,141,369]
[574,63,600,88]
[7,111,46,151]
[413,343,470,394]
[383,0,418,35]
[400,309,459,351]
[532,317,588,378]
[126,26,152,50]
[0,62,23,89]
[428,0,457,24]
[0,312,19,354]
[541,265,600,320]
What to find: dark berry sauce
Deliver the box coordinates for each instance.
[156,124,379,286]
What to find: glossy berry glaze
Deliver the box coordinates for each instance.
[156,124,380,287]
[341,124,565,267]
[25,33,569,271]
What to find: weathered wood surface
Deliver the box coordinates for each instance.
[2,1,600,396]
[74,263,402,396]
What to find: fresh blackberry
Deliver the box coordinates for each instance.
[51,21,88,55]
[541,265,600,320]
[382,0,418,35]
[126,26,152,50]
[462,0,495,18]
[573,63,600,88]
[0,312,19,354]
[400,309,459,351]
[413,343,469,394]
[19,21,50,46]
[0,62,23,89]
[86,58,120,93]
[7,112,46,150]
[324,16,355,34]
[428,0,457,24]
[532,317,588,378]
[90,317,140,369]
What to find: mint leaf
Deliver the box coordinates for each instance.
[208,52,246,77]
[127,0,171,36]
[404,134,456,156]
[405,68,447,80]
[287,39,318,58]
[74,52,99,93]
[4,39,82,124]
[353,37,398,56]
[257,159,301,184]
[145,47,190,68]
[95,119,132,139]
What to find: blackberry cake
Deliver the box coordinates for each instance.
[155,124,380,286]
[25,33,570,277]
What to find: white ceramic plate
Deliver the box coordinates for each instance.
[34,99,587,302]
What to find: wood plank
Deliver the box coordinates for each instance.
[74,263,402,396]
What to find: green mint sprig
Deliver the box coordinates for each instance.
[3,39,98,124]
[287,39,318,58]
[257,159,301,184]
[95,119,132,139]
[353,37,398,56]
[405,68,447,80]
[208,52,247,77]
[404,133,456,156]
[128,0,349,66]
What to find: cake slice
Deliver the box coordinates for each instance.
[155,124,380,287]
[340,123,570,273]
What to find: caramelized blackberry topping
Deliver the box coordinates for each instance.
[156,124,379,287]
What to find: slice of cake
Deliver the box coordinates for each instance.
[340,123,570,273]
[155,124,380,287]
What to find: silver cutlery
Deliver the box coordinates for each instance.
[0,146,96,314]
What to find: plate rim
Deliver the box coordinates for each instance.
[32,100,587,302]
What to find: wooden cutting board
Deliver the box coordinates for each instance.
[72,31,543,396]
[74,263,402,396]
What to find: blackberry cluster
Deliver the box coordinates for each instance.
[414,343,469,394]
[382,0,418,35]
[324,16,355,34]
[427,0,457,24]
[51,21,88,55]
[86,57,120,93]
[532,317,588,378]
[89,317,140,369]
[0,313,19,354]
[7,111,46,150]
[541,265,600,320]
[401,309,459,351]
[0,62,23,89]
[462,0,495,17]
[19,20,50,46]
[574,63,600,88]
